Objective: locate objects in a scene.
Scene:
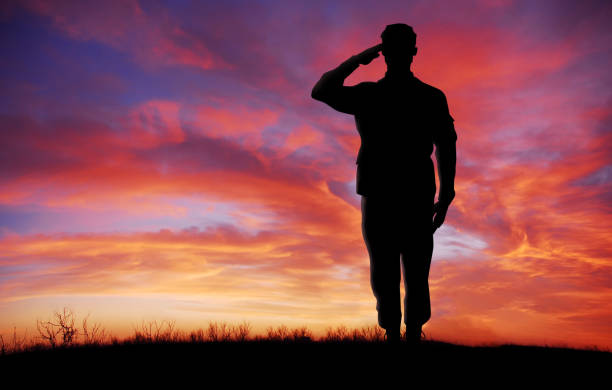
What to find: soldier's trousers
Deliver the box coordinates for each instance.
[361,194,434,330]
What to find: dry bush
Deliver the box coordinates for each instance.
[206,321,233,342]
[0,327,31,354]
[35,307,111,349]
[262,325,313,342]
[354,324,385,342]
[36,317,61,348]
[233,321,252,342]
[350,327,368,342]
[324,325,351,342]
[189,328,206,343]
[132,319,180,343]
[110,335,121,345]
[321,324,386,342]
[188,321,251,343]
[266,324,291,341]
[81,313,108,346]
[56,307,78,345]
[291,326,313,342]
[36,308,79,348]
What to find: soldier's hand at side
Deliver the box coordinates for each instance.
[432,201,449,233]
[355,43,383,65]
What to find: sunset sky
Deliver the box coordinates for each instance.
[1,0,611,349]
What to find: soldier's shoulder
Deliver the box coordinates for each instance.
[414,77,447,98]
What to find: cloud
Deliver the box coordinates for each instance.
[19,0,233,71]
[1,0,611,349]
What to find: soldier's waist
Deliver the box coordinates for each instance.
[357,155,433,166]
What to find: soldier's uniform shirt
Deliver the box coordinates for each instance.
[322,71,457,199]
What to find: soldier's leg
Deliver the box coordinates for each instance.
[400,198,434,330]
[361,196,402,331]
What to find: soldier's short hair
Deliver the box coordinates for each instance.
[381,23,417,47]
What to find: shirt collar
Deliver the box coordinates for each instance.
[383,69,415,83]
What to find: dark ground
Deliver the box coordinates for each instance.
[2,339,609,385]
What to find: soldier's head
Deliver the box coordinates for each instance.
[381,23,417,68]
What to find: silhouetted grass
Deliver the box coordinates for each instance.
[2,307,610,383]
[2,307,610,353]
[0,308,390,354]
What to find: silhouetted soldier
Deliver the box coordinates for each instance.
[311,24,457,344]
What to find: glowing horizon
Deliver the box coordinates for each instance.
[1,0,611,350]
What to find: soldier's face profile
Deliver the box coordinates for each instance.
[382,42,417,65]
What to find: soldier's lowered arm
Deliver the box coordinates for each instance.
[435,138,456,206]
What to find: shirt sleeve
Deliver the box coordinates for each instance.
[319,82,368,116]
[432,91,458,146]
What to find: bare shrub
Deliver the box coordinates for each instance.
[266,325,291,341]
[291,326,313,342]
[0,327,31,354]
[233,321,252,342]
[153,319,177,342]
[154,320,177,342]
[351,327,367,342]
[34,307,112,349]
[324,325,350,342]
[131,319,179,343]
[82,313,108,345]
[36,308,79,348]
[132,321,153,343]
[189,328,206,343]
[206,322,219,342]
[57,308,78,345]
[36,318,60,348]
[111,335,121,345]
[174,328,187,342]
[207,321,233,342]
[354,324,384,342]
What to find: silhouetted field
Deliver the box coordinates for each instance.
[2,337,610,385]
[2,309,609,384]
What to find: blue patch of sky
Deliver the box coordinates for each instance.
[1,10,129,112]
[0,263,53,284]
[569,163,612,188]
[432,224,489,262]
[0,195,275,237]
[0,7,255,121]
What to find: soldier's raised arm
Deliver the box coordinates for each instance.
[311,44,382,115]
